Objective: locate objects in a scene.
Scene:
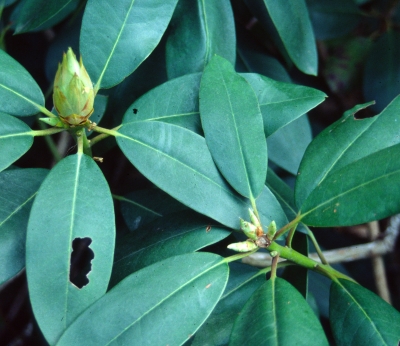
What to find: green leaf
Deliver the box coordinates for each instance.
[229,278,328,345]
[268,114,313,175]
[306,0,361,40]
[0,112,34,172]
[80,0,179,89]
[330,279,400,345]
[0,50,44,116]
[26,154,115,345]
[166,0,236,79]
[300,143,400,226]
[0,168,48,285]
[242,73,326,137]
[119,188,187,231]
[192,262,265,346]
[123,73,202,133]
[363,31,400,113]
[15,0,78,33]
[110,210,230,287]
[200,55,267,198]
[57,253,229,345]
[296,98,400,206]
[263,0,318,75]
[117,121,286,230]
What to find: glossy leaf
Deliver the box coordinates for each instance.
[0,112,34,172]
[117,121,286,230]
[200,55,267,198]
[242,73,326,137]
[267,115,313,174]
[26,154,115,344]
[80,0,178,89]
[229,278,328,345]
[110,210,230,287]
[307,0,361,40]
[119,188,187,231]
[57,253,229,345]
[300,143,400,226]
[166,0,236,79]
[0,50,44,116]
[193,262,265,346]
[123,73,202,134]
[15,0,78,33]
[263,0,318,75]
[330,279,400,345]
[0,168,48,285]
[363,31,400,113]
[296,96,400,212]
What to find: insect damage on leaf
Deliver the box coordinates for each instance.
[69,237,94,288]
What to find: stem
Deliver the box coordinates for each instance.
[223,248,259,263]
[89,132,109,147]
[270,255,280,280]
[285,224,297,247]
[91,125,121,137]
[81,131,92,157]
[36,118,62,162]
[267,242,356,282]
[249,195,261,222]
[306,227,328,264]
[37,105,57,118]
[76,131,84,154]
[273,214,302,241]
[30,128,65,137]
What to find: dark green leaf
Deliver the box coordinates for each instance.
[0,112,34,172]
[166,0,235,79]
[242,73,326,137]
[306,0,361,40]
[26,154,115,344]
[117,121,286,230]
[200,55,267,198]
[268,115,313,174]
[80,0,178,89]
[119,188,187,231]
[110,210,230,287]
[330,279,400,345]
[57,253,229,346]
[363,31,400,113]
[0,168,48,284]
[193,262,265,346]
[296,98,400,206]
[0,50,44,116]
[229,278,328,345]
[15,0,78,33]
[123,73,202,133]
[263,0,318,75]
[300,143,400,226]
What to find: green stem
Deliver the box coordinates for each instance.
[267,242,356,283]
[89,132,109,147]
[91,125,121,137]
[270,255,280,280]
[37,105,57,118]
[286,224,297,247]
[306,227,328,264]
[273,214,302,241]
[36,118,62,162]
[249,195,261,223]
[30,128,65,137]
[223,248,259,263]
[81,130,92,157]
[77,132,83,154]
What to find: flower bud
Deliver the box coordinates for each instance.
[53,48,94,126]
[240,218,258,240]
[267,221,277,239]
[227,240,258,252]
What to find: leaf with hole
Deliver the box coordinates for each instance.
[200,55,267,198]
[229,278,328,345]
[80,0,179,89]
[110,210,231,287]
[0,168,48,285]
[330,279,400,345]
[166,0,236,79]
[26,154,115,345]
[0,50,44,116]
[0,112,34,172]
[57,252,229,345]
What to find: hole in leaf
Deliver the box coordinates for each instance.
[69,237,94,288]
[132,108,138,114]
